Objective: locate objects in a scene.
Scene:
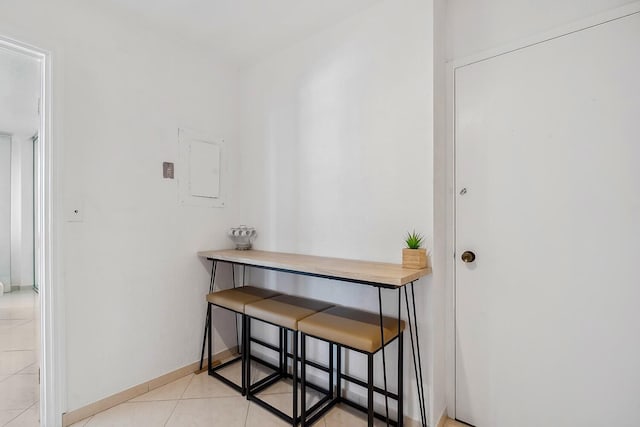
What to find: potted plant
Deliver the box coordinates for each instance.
[402,230,428,269]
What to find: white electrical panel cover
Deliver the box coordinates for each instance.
[189,140,220,198]
[178,128,225,207]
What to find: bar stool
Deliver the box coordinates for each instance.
[244,294,335,426]
[298,306,405,427]
[207,285,281,394]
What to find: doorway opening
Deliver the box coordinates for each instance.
[0,35,56,427]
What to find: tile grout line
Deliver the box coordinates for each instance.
[165,394,239,401]
[128,397,183,403]
[162,372,195,427]
[1,400,37,427]
[178,374,196,400]
[162,400,180,427]
[0,410,24,427]
[243,398,251,427]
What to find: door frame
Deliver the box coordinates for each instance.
[0,35,62,426]
[444,2,640,420]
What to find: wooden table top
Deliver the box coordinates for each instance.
[197,249,431,287]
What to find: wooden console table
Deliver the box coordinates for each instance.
[197,249,431,426]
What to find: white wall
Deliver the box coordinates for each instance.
[0,0,241,414]
[446,0,637,59]
[19,137,35,287]
[9,138,21,288]
[0,135,10,287]
[0,49,39,290]
[239,0,437,423]
[0,48,40,135]
[9,136,36,289]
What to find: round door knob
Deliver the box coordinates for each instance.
[461,251,476,263]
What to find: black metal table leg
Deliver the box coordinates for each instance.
[329,342,334,399]
[245,317,252,393]
[292,330,299,426]
[398,287,404,427]
[368,353,374,426]
[410,282,427,426]
[337,344,342,401]
[232,263,236,288]
[378,288,390,426]
[279,328,285,374]
[232,264,241,354]
[284,327,288,375]
[242,313,247,395]
[404,283,427,427]
[404,286,420,424]
[301,332,307,426]
[200,260,217,371]
[208,302,212,374]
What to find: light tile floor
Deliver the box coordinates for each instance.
[70,360,428,427]
[0,291,467,427]
[0,288,39,427]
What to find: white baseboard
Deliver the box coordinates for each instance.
[0,284,36,293]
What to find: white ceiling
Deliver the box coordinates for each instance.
[100,0,382,64]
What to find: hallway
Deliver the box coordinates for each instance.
[0,288,39,426]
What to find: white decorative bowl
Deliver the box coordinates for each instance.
[228,226,257,250]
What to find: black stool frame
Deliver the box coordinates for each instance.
[203,262,281,395]
[245,315,335,426]
[300,328,404,426]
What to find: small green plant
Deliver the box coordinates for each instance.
[405,230,424,249]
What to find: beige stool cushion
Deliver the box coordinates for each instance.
[298,306,406,353]
[207,286,281,313]
[244,295,334,330]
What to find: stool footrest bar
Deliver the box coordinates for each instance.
[340,373,399,400]
[297,358,331,374]
[209,354,242,372]
[249,372,284,395]
[250,337,281,353]
[304,396,340,426]
[209,354,278,395]
[304,394,337,425]
[249,355,281,373]
[209,371,243,394]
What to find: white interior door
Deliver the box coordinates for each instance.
[455,11,640,427]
